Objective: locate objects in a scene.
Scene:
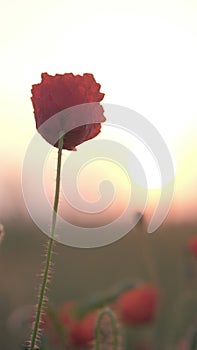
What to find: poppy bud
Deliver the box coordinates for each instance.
[116,285,158,326]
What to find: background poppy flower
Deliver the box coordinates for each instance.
[116,285,158,326]
[69,311,97,346]
[188,236,197,258]
[31,72,105,150]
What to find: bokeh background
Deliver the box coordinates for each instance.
[1,0,197,349]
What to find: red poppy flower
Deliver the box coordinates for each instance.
[188,236,197,258]
[116,285,158,326]
[69,312,97,346]
[176,339,189,350]
[31,73,105,150]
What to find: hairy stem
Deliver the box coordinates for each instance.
[30,135,64,350]
[95,308,119,350]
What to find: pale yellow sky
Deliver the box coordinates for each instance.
[1,0,197,222]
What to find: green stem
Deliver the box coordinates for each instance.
[189,331,197,350]
[30,135,64,350]
[95,308,119,350]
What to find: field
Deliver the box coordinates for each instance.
[1,218,197,350]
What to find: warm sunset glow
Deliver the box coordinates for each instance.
[1,0,197,222]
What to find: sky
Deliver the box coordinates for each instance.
[0,0,197,225]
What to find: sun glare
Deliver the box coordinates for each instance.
[1,0,197,220]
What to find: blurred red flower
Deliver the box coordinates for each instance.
[176,339,189,350]
[69,312,97,346]
[31,72,105,150]
[116,285,158,325]
[188,236,197,258]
